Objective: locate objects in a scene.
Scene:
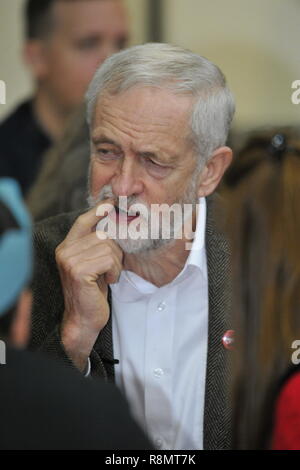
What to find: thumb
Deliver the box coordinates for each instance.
[97,275,108,297]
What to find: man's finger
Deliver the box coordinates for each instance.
[59,232,123,263]
[65,198,115,242]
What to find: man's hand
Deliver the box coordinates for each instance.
[55,200,123,372]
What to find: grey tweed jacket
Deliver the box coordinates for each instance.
[30,194,233,450]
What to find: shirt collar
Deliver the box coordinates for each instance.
[183,197,206,272]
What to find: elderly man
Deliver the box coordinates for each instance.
[31,43,235,450]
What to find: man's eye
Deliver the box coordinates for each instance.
[97,149,119,160]
[148,159,160,167]
[76,38,99,50]
[144,158,171,178]
[145,158,167,169]
[116,37,128,50]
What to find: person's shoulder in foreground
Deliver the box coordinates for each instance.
[0,346,152,450]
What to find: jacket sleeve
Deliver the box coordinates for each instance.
[28,212,108,379]
[29,217,78,371]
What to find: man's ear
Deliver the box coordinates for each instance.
[23,41,49,80]
[10,290,32,349]
[198,146,233,197]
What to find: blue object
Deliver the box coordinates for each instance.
[0,179,32,317]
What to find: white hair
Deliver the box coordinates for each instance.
[86,43,235,165]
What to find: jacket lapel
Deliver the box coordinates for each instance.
[203,194,233,449]
[93,287,115,381]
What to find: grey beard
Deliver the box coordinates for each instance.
[87,173,199,254]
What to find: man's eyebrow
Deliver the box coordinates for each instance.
[92,136,179,163]
[139,151,158,159]
[92,136,121,147]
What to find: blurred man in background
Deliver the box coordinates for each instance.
[0,0,129,195]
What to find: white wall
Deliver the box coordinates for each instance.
[0,0,31,120]
[163,0,300,130]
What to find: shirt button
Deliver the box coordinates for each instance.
[153,368,164,378]
[157,301,166,311]
[155,438,163,449]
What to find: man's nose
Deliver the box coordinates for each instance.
[112,157,143,197]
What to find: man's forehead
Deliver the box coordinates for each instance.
[52,0,127,34]
[94,87,194,126]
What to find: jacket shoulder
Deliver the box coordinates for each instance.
[34,209,83,255]
[206,192,230,252]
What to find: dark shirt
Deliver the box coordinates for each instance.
[0,346,152,450]
[0,99,51,195]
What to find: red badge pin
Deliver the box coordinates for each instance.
[222,330,235,350]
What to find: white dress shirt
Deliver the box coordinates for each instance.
[110,198,208,450]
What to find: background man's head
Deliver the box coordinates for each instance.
[0,180,33,347]
[24,0,129,115]
[86,43,235,254]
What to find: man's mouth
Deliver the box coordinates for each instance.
[113,205,140,223]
